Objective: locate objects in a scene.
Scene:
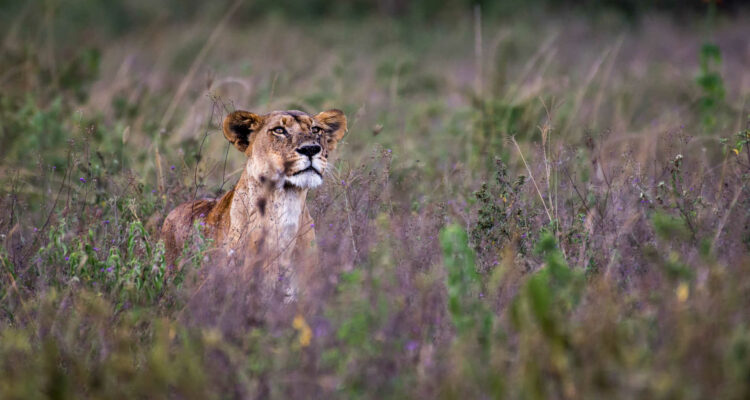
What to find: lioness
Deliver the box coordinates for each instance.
[161,108,347,294]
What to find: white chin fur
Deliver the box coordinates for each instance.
[285,171,323,189]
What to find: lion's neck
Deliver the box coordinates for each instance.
[227,171,308,260]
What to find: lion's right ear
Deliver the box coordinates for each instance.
[222,111,263,153]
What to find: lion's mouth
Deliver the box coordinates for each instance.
[292,166,322,177]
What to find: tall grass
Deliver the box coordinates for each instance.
[2,2,750,398]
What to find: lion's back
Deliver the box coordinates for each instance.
[161,200,215,267]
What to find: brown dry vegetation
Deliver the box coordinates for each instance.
[1,1,750,398]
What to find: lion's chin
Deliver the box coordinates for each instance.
[285,171,323,189]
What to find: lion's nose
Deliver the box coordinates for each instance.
[296,144,321,158]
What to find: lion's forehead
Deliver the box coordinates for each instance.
[265,111,314,132]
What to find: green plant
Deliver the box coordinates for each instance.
[520,231,583,337]
[696,43,725,132]
[441,224,491,337]
[34,218,183,309]
[470,158,530,269]
[724,119,750,163]
[696,1,726,132]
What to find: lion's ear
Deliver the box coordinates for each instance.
[315,109,347,151]
[222,110,263,153]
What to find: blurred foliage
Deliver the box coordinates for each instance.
[0,0,746,29]
[2,1,750,398]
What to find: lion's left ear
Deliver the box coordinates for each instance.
[315,109,347,151]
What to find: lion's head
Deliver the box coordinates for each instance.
[222,109,347,189]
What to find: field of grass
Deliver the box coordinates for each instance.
[2,1,750,398]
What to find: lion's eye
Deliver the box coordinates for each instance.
[272,127,287,135]
[311,126,322,134]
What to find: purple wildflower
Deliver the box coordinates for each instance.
[314,324,329,338]
[79,177,86,183]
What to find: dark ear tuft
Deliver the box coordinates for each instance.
[223,111,262,152]
[314,109,348,151]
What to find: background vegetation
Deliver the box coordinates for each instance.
[2,0,750,398]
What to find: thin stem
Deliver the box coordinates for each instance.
[510,136,552,224]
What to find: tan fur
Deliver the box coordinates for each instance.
[161,109,347,294]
